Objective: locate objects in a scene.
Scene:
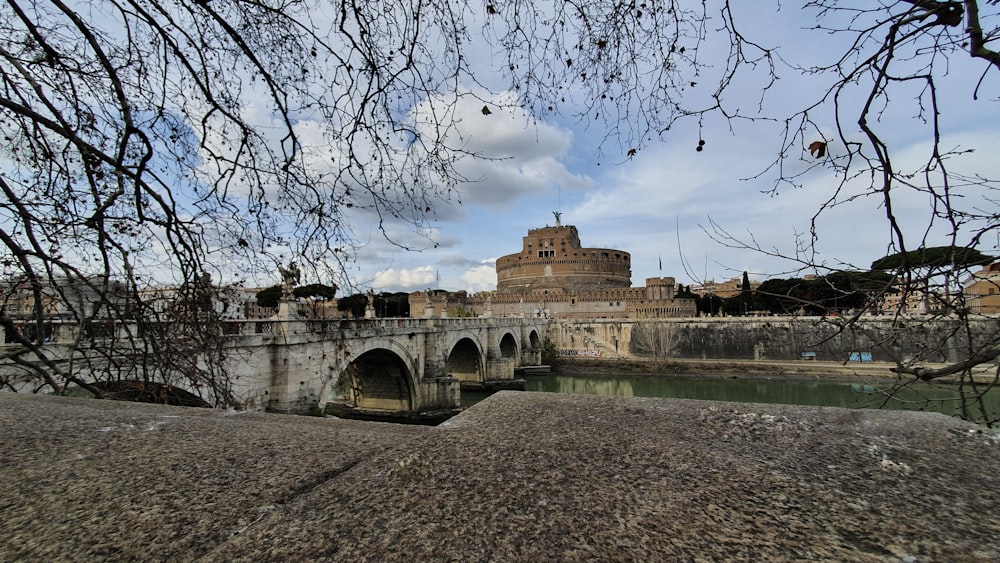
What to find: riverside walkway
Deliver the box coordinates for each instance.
[2,392,998,561]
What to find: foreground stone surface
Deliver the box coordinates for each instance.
[2,392,999,561]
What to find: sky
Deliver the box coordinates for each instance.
[2,3,995,299]
[326,3,999,296]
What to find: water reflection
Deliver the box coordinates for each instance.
[461,373,1000,421]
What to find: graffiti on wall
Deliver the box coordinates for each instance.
[560,349,603,358]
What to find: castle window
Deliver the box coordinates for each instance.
[601,252,609,259]
[538,250,555,258]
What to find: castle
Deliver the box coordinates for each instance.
[410,215,696,319]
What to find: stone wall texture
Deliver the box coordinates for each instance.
[553,316,1000,363]
[3,392,999,561]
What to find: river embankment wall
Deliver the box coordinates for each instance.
[550,316,1000,364]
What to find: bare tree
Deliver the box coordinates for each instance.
[703,2,998,423]
[738,2,998,422]
[0,0,480,403]
[2,1,998,416]
[630,321,680,366]
[487,1,1000,422]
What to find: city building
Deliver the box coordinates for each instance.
[495,219,631,293]
[690,276,761,299]
[963,262,1000,314]
[410,216,696,319]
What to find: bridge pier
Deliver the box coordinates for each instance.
[522,347,542,366]
[477,357,524,390]
[263,315,327,415]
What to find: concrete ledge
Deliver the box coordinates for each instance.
[2,392,999,561]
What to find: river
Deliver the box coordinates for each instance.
[461,372,1000,421]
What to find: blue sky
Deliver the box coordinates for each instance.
[263,3,1000,294]
[5,2,996,296]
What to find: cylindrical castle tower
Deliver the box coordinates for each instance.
[495,224,631,293]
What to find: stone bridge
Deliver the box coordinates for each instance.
[1,311,550,420]
[216,312,550,419]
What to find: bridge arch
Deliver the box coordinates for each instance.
[499,331,519,362]
[339,348,414,411]
[447,337,484,383]
[528,327,542,348]
[325,338,420,413]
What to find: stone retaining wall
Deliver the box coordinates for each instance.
[553,316,1000,363]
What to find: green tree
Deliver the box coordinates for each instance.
[255,286,283,308]
[295,284,338,302]
[872,247,995,315]
[259,283,338,308]
[694,293,725,317]
[871,247,994,272]
[754,272,897,316]
[337,294,369,319]
[740,271,752,315]
[755,278,808,315]
[374,292,411,318]
[541,338,559,363]
[675,284,697,299]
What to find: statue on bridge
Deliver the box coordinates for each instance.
[278,262,301,298]
[365,288,376,319]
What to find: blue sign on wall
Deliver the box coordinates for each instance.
[848,352,873,362]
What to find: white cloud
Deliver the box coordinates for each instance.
[413,89,592,208]
[355,225,461,263]
[372,266,437,292]
[461,264,498,293]
[438,254,484,268]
